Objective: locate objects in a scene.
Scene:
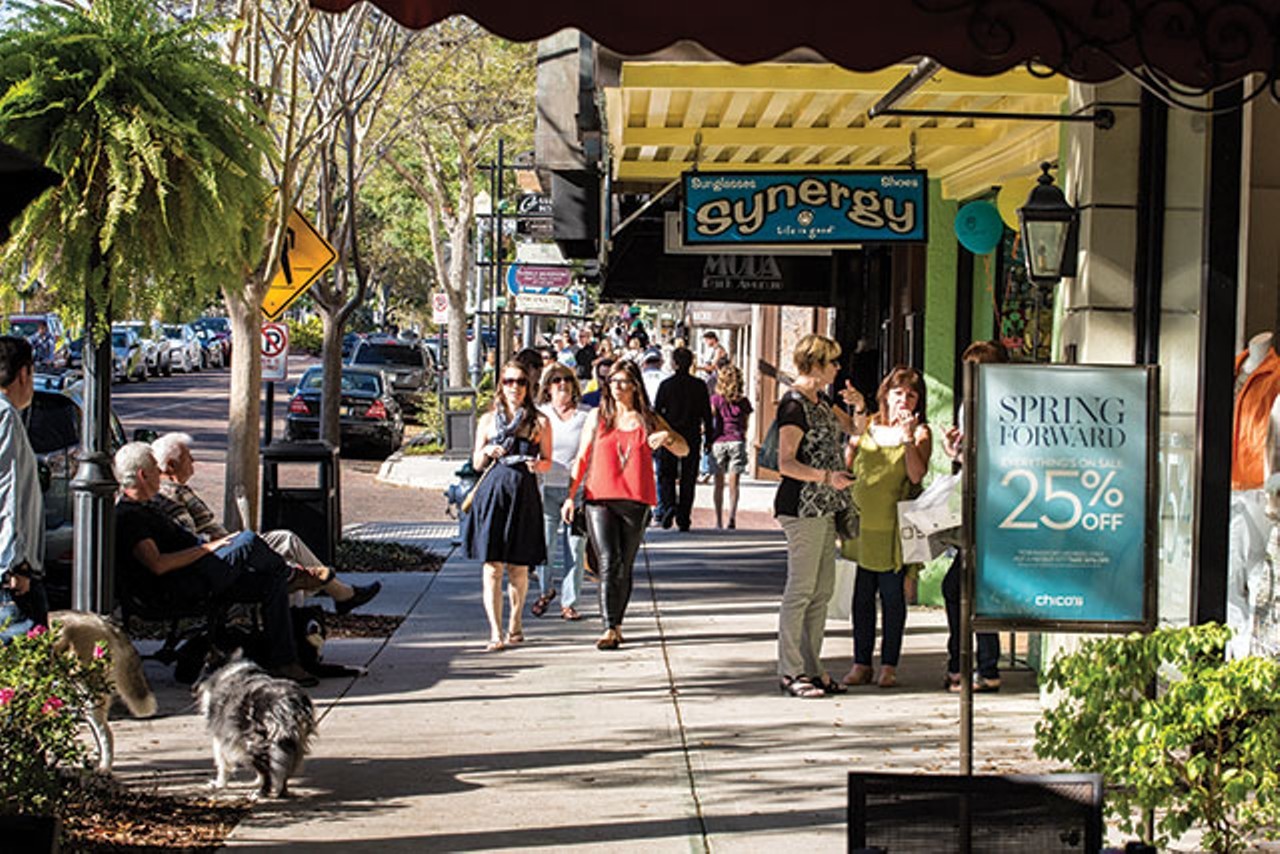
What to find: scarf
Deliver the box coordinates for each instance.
[490,406,535,467]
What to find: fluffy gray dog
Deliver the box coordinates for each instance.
[197,654,316,799]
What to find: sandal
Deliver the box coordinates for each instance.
[813,674,847,695]
[840,664,873,686]
[484,640,505,652]
[596,628,620,650]
[972,676,1002,693]
[877,667,898,689]
[561,606,583,621]
[531,590,557,617]
[944,672,963,693]
[505,630,525,645]
[779,676,825,699]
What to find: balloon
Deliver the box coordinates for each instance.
[953,200,1004,255]
[997,176,1039,230]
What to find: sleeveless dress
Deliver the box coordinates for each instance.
[843,425,913,570]
[462,433,548,565]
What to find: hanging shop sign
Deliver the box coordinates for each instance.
[682,170,928,246]
[968,363,1158,632]
[515,292,572,315]
[506,263,574,293]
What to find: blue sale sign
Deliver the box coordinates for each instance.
[971,364,1155,630]
[683,170,928,245]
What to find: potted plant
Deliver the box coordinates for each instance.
[1035,623,1280,853]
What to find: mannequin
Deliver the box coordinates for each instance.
[1229,331,1280,658]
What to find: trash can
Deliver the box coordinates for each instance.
[441,386,478,459]
[260,440,341,565]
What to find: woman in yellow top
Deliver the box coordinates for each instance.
[840,366,931,688]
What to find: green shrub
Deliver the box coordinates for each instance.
[0,623,112,816]
[287,316,323,355]
[1035,623,1280,853]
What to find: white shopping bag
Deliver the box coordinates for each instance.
[899,472,963,536]
[897,503,938,563]
[827,558,857,621]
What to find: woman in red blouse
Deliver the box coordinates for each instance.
[563,360,688,649]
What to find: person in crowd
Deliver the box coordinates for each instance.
[575,326,598,381]
[581,357,615,408]
[554,333,577,368]
[463,359,553,651]
[539,346,557,368]
[841,365,932,689]
[596,338,615,361]
[653,347,713,532]
[113,443,315,685]
[700,331,728,376]
[148,432,380,615]
[0,337,47,639]
[709,364,753,530]
[623,331,647,364]
[532,363,590,621]
[640,348,666,405]
[514,348,546,397]
[775,333,861,698]
[561,360,687,650]
[29,321,55,368]
[941,341,1007,693]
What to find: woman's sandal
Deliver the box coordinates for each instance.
[813,674,847,695]
[531,590,557,617]
[484,640,505,653]
[779,676,825,699]
[840,665,873,687]
[877,668,898,689]
[505,630,525,645]
[561,606,583,621]
[596,629,620,650]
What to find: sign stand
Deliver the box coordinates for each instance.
[261,322,290,447]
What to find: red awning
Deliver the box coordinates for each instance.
[309,0,1279,91]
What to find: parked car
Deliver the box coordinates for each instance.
[348,339,432,404]
[160,323,203,373]
[341,332,365,360]
[110,328,147,382]
[27,377,132,609]
[66,335,83,369]
[114,321,170,377]
[8,313,69,368]
[284,366,404,457]
[191,317,232,364]
[193,325,226,369]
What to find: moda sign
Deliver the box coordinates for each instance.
[682,170,928,246]
[969,364,1158,632]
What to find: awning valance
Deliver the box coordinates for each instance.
[310,0,1280,96]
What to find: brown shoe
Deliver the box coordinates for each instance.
[561,606,583,621]
[840,664,873,686]
[596,628,620,650]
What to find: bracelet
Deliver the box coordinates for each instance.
[821,470,831,486]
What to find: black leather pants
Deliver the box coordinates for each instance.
[585,500,650,629]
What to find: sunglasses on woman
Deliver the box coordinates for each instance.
[608,376,634,387]
[546,375,571,386]
[501,376,528,387]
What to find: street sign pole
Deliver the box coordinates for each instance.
[264,381,274,446]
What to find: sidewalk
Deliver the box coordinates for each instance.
[109,523,1049,852]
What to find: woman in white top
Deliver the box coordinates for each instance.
[533,362,591,620]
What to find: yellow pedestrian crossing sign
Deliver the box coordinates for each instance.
[262,209,336,321]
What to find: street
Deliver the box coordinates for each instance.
[110,354,446,527]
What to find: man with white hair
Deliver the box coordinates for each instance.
[113,442,316,686]
[149,433,379,615]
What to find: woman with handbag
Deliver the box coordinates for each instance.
[533,362,590,621]
[561,360,688,650]
[463,359,553,651]
[774,334,863,698]
[840,365,932,688]
[710,364,753,530]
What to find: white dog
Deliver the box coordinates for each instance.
[49,610,158,771]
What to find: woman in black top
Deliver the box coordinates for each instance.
[774,334,864,697]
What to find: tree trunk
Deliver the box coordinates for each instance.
[223,287,263,530]
[446,294,468,388]
[445,218,475,387]
[319,308,346,448]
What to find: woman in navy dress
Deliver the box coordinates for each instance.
[463,359,552,650]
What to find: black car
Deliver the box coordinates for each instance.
[348,339,433,403]
[26,380,130,609]
[284,366,404,457]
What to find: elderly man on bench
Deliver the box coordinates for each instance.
[113,442,317,686]
[148,432,379,615]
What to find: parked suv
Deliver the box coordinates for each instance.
[8,313,69,368]
[27,377,130,609]
[115,321,171,376]
[348,339,432,405]
[160,323,203,373]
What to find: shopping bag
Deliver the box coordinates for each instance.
[827,558,857,621]
[897,503,937,563]
[899,472,963,536]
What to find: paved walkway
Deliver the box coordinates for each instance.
[111,524,1048,852]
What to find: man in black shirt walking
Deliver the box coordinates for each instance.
[654,348,713,531]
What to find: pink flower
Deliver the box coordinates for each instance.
[40,696,64,715]
[0,688,14,706]
[25,625,46,639]
[93,643,107,660]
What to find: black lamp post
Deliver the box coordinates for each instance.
[1017,162,1079,284]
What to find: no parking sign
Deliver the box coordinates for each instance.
[261,322,289,382]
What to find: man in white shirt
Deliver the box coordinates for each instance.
[0,335,46,638]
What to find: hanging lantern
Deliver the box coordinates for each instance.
[1017,162,1079,283]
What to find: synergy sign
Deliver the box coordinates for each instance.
[682,170,928,246]
[970,364,1157,631]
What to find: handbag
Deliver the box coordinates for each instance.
[459,462,494,515]
[569,420,600,537]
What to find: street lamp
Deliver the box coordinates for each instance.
[1017,162,1079,283]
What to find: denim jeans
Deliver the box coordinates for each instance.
[540,484,585,608]
[852,567,907,667]
[941,551,1001,679]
